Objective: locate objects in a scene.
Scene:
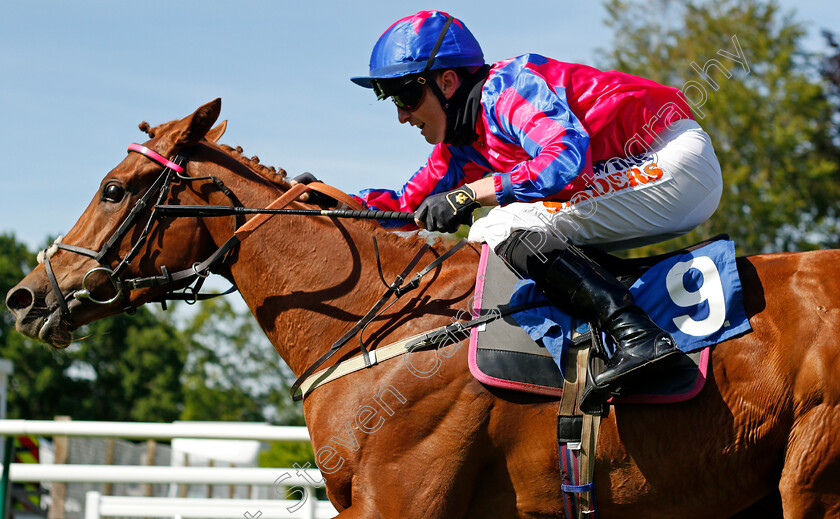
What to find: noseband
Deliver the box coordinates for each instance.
[41,143,241,324]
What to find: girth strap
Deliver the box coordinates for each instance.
[296,323,451,399]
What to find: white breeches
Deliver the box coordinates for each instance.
[468,119,723,252]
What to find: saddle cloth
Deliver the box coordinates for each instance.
[468,238,752,403]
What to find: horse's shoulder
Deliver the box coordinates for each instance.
[739,248,840,273]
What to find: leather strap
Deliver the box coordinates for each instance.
[559,339,588,417]
[43,253,71,320]
[394,239,468,296]
[233,182,363,241]
[290,239,470,401]
[121,235,241,291]
[234,183,309,240]
[402,299,548,352]
[297,275,544,398]
[423,15,455,73]
[307,182,365,210]
[578,412,601,512]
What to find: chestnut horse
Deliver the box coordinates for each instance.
[6,100,839,518]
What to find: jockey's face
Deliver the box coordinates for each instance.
[397,70,460,145]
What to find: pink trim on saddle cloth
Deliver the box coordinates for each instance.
[468,244,565,398]
[128,143,185,173]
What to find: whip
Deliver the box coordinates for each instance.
[155,205,416,221]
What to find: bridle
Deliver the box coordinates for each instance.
[40,141,472,400]
[41,143,243,324]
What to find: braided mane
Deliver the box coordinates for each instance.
[217,144,290,188]
[139,120,290,188]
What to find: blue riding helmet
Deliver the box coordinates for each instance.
[351,10,485,89]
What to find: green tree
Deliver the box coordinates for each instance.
[600,0,840,254]
[820,30,840,144]
[259,441,315,469]
[72,309,187,422]
[180,296,303,425]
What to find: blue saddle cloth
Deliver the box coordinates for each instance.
[511,240,752,375]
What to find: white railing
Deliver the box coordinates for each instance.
[0,419,311,441]
[9,464,324,485]
[0,419,337,519]
[84,493,338,519]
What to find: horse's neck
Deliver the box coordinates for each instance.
[194,151,478,376]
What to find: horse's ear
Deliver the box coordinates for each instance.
[163,98,222,155]
[206,120,228,143]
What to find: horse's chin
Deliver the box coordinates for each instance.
[16,306,74,349]
[40,311,73,348]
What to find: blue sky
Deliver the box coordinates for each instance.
[1,0,838,250]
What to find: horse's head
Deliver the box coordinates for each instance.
[5,99,238,347]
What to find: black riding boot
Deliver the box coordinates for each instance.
[496,230,679,413]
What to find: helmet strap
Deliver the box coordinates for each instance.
[420,14,456,112]
[423,15,455,74]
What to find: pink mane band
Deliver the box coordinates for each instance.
[127,143,184,173]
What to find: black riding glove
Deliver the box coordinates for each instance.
[414,185,480,233]
[290,172,337,207]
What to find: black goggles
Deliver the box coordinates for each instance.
[372,76,428,112]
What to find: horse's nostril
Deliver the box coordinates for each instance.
[5,286,35,314]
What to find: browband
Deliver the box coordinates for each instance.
[127,143,184,173]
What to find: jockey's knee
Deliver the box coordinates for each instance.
[494,229,570,280]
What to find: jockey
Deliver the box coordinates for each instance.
[346,10,723,412]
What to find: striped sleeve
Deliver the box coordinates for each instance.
[484,63,591,204]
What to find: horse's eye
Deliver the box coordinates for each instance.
[102,183,125,203]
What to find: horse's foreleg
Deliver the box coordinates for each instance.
[778,406,840,518]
